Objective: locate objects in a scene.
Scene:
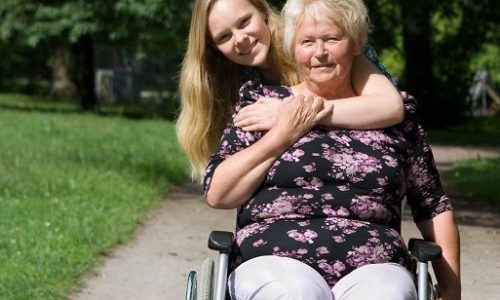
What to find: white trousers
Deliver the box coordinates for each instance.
[228,256,417,300]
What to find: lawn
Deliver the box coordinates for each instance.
[445,158,500,206]
[0,105,188,299]
[427,117,500,207]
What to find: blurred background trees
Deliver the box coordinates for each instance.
[0,0,498,127]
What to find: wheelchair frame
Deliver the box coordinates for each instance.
[186,231,442,300]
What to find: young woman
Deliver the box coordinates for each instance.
[177,0,403,181]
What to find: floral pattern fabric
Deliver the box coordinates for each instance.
[203,49,451,287]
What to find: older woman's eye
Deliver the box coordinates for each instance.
[300,39,313,46]
[326,37,340,43]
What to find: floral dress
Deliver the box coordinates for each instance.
[203,48,452,287]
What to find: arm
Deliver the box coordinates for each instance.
[206,95,331,208]
[417,211,461,300]
[234,55,403,131]
[402,95,461,299]
[320,54,404,129]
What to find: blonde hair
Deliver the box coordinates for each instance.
[282,0,370,59]
[177,0,299,181]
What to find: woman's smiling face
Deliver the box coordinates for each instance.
[293,16,361,93]
[207,0,271,68]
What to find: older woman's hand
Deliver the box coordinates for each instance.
[273,94,332,143]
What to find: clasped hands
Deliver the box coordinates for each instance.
[234,95,333,137]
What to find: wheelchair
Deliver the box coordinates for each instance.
[185,231,442,300]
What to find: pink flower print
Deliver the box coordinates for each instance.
[383,155,398,167]
[316,246,330,256]
[333,235,345,243]
[297,220,311,227]
[322,206,350,217]
[328,132,352,146]
[294,177,324,190]
[377,176,389,186]
[318,259,346,277]
[236,130,256,145]
[282,149,305,162]
[337,185,349,191]
[271,199,293,213]
[252,239,267,247]
[287,229,318,244]
[321,193,334,201]
[303,162,317,173]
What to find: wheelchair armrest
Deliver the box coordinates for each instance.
[408,238,442,262]
[208,231,234,253]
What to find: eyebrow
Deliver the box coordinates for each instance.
[213,13,252,41]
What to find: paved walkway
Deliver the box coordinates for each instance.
[70,145,500,300]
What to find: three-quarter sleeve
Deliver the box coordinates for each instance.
[402,94,453,223]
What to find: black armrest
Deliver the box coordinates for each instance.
[408,238,442,262]
[208,231,234,253]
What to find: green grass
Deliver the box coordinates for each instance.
[0,108,188,299]
[444,158,500,207]
[0,93,180,120]
[426,116,500,207]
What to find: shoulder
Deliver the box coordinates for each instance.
[237,79,292,111]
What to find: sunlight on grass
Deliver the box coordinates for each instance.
[445,158,500,206]
[0,109,188,299]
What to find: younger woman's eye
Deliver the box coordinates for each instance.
[239,16,251,28]
[216,33,231,44]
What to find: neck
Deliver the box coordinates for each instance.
[292,80,357,100]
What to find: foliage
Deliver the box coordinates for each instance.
[0,0,191,50]
[0,103,188,299]
[445,158,500,206]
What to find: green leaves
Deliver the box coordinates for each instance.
[0,0,191,49]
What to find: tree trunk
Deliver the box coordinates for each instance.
[50,43,78,99]
[73,34,97,111]
[401,0,438,126]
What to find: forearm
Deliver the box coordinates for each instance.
[417,211,461,299]
[319,92,404,129]
[206,128,294,209]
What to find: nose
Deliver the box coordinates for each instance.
[233,30,248,45]
[313,41,327,58]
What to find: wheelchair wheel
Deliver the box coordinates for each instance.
[197,258,214,300]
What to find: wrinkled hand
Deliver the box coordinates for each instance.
[234,97,281,131]
[273,95,332,142]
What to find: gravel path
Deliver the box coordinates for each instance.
[70,145,500,300]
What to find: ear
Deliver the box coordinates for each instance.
[353,42,363,56]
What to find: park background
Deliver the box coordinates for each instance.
[0,0,498,299]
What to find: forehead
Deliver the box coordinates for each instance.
[208,0,258,33]
[209,0,256,19]
[296,15,343,36]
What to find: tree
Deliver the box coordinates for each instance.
[0,0,191,110]
[367,0,499,127]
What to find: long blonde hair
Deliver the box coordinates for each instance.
[177,0,299,181]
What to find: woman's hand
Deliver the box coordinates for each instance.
[235,95,332,133]
[234,97,281,131]
[273,94,331,143]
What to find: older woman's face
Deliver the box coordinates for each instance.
[294,17,360,90]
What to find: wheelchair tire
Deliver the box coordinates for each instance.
[197,258,214,300]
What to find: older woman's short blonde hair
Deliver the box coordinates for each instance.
[281,0,371,59]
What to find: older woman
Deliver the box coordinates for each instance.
[204,0,461,299]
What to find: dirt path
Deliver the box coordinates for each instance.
[70,145,500,300]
